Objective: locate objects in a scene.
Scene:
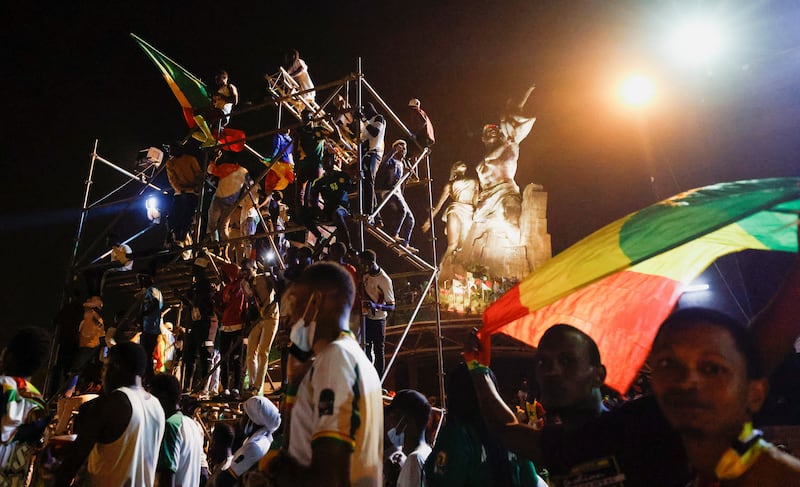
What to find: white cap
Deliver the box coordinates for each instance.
[392,139,406,148]
[408,98,421,108]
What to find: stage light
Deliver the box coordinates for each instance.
[620,75,655,107]
[668,17,725,67]
[145,195,161,223]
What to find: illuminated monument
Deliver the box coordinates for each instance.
[437,85,551,284]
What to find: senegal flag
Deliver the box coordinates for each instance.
[481,178,800,392]
[131,33,245,151]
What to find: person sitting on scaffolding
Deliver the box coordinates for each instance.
[107,232,133,272]
[206,151,251,251]
[212,69,239,129]
[306,153,354,251]
[375,139,417,253]
[282,49,315,105]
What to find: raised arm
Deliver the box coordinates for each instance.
[422,182,452,233]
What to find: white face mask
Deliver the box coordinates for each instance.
[387,427,405,449]
[289,294,319,353]
[387,417,406,449]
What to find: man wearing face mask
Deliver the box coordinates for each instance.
[387,389,432,487]
[209,395,281,487]
[269,261,384,487]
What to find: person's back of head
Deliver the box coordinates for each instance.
[150,373,181,415]
[388,389,431,439]
[105,342,148,391]
[2,327,51,378]
[327,242,347,263]
[296,261,356,311]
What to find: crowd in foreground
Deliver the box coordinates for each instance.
[2,236,800,485]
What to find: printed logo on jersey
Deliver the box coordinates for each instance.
[319,388,335,416]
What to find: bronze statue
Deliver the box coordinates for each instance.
[454,85,541,279]
[423,161,479,277]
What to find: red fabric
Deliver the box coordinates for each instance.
[482,270,682,393]
[215,127,246,152]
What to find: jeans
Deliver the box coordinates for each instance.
[219,330,243,391]
[364,317,386,378]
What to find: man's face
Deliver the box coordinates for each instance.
[534,330,602,411]
[395,144,407,158]
[216,74,228,85]
[650,321,765,438]
[482,126,501,146]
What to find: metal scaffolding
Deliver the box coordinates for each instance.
[52,61,448,407]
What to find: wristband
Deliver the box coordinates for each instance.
[466,359,489,373]
[284,395,296,405]
[286,384,298,396]
[204,341,215,347]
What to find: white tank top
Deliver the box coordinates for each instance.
[87,386,165,487]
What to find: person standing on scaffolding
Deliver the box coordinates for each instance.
[360,102,386,223]
[406,98,435,167]
[294,110,340,236]
[375,139,417,252]
[165,144,203,249]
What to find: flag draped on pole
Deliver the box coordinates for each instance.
[131,33,245,151]
[481,178,800,392]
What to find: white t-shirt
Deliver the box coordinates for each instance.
[397,443,432,487]
[362,268,395,320]
[361,114,386,156]
[159,412,204,487]
[289,332,383,486]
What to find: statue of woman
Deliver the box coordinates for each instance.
[423,162,479,271]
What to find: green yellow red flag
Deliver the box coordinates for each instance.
[481,178,800,392]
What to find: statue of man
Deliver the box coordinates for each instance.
[473,85,537,234]
[455,85,537,279]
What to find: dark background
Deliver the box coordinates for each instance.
[2,1,799,334]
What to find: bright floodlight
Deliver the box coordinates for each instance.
[145,196,161,223]
[621,75,655,107]
[668,17,724,66]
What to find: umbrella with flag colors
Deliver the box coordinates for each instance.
[480,178,800,393]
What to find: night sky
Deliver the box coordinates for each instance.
[3,1,799,331]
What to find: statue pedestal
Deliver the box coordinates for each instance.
[451,183,551,282]
[520,184,551,272]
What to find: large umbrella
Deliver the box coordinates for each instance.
[481,178,800,392]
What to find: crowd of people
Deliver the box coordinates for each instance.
[2,249,798,486]
[1,49,799,487]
